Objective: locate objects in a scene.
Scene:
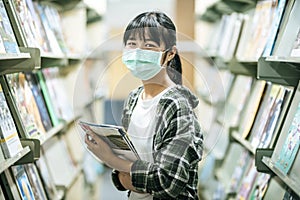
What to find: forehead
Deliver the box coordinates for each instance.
[127,28,159,40]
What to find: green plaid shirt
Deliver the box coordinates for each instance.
[122,85,203,199]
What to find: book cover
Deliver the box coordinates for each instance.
[1,169,22,200]
[249,173,271,200]
[0,83,23,158]
[36,71,59,127]
[42,4,68,54]
[25,72,53,132]
[275,99,300,174]
[25,0,51,53]
[263,0,287,57]
[11,0,40,49]
[6,73,44,139]
[34,3,63,55]
[42,136,77,187]
[290,28,300,57]
[0,23,6,53]
[228,150,251,193]
[35,153,58,200]
[243,0,277,60]
[236,159,258,200]
[24,163,48,200]
[0,185,5,200]
[0,0,19,53]
[41,68,73,122]
[11,165,35,200]
[78,120,140,161]
[269,87,294,148]
[258,86,286,148]
[239,80,267,139]
[249,84,281,148]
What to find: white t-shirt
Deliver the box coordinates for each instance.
[127,88,170,200]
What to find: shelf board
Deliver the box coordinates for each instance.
[228,57,257,77]
[258,56,300,86]
[231,131,255,154]
[41,52,68,67]
[0,146,30,174]
[0,47,40,75]
[40,123,65,145]
[262,157,300,197]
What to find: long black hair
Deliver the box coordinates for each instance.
[123,11,182,85]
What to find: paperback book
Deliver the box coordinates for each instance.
[0,83,23,158]
[11,165,35,200]
[0,0,19,53]
[78,120,140,161]
[275,99,300,174]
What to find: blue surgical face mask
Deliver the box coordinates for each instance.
[122,48,163,80]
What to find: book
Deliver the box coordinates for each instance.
[236,159,258,200]
[23,163,48,200]
[34,3,63,55]
[0,185,5,200]
[11,165,35,200]
[0,169,22,200]
[249,173,271,200]
[263,0,287,57]
[0,83,23,158]
[239,80,266,138]
[275,97,300,174]
[269,86,294,148]
[249,84,281,148]
[0,0,19,53]
[35,153,58,200]
[41,68,73,122]
[25,72,53,132]
[243,0,277,60]
[6,73,45,139]
[42,136,77,187]
[290,28,300,57]
[78,120,140,161]
[36,71,59,127]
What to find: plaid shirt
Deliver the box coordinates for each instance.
[122,85,203,199]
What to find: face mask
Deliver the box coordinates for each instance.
[122,48,163,80]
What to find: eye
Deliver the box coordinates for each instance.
[125,41,136,48]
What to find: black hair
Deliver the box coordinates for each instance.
[123,11,182,85]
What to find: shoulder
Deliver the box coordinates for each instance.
[160,85,198,109]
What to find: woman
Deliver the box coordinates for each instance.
[85,11,203,199]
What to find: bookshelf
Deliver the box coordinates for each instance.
[196,0,300,199]
[0,0,98,199]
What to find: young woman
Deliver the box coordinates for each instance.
[85,11,203,200]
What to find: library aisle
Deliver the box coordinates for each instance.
[1,0,300,200]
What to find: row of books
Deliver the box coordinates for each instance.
[0,67,74,160]
[0,0,81,56]
[206,0,300,61]
[0,134,79,200]
[11,0,68,55]
[198,73,300,199]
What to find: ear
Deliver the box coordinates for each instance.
[162,46,177,66]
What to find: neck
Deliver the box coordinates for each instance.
[142,70,175,99]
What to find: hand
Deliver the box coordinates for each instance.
[84,130,115,163]
[118,172,144,193]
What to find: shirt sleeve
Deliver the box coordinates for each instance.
[130,98,203,199]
